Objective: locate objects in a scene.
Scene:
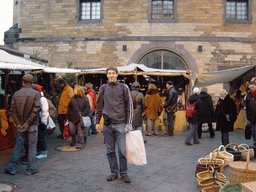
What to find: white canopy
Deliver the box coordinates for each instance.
[0,50,81,73]
[195,65,255,87]
[40,67,81,74]
[0,50,45,70]
[80,63,190,78]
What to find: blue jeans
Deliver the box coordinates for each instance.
[103,123,127,176]
[8,126,37,172]
[88,119,97,135]
[251,123,256,147]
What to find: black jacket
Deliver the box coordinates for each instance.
[246,90,256,123]
[164,86,178,113]
[67,96,91,124]
[95,81,133,125]
[215,94,237,132]
[187,94,202,124]
[198,92,214,124]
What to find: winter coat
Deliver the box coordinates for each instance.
[186,94,202,124]
[198,92,214,124]
[10,84,41,132]
[215,94,237,132]
[145,89,163,120]
[67,96,91,124]
[131,90,145,127]
[164,86,178,113]
[246,90,256,123]
[58,84,74,115]
[95,81,133,125]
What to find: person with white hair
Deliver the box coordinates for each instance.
[215,89,237,146]
[184,87,202,145]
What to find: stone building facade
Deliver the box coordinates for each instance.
[5,0,256,96]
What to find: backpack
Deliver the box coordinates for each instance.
[186,102,196,118]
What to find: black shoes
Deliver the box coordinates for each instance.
[26,169,39,175]
[121,175,131,183]
[194,142,200,144]
[185,142,193,146]
[163,133,173,137]
[91,132,98,134]
[107,174,118,181]
[4,169,16,175]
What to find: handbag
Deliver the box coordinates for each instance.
[126,130,147,165]
[245,122,252,140]
[81,116,91,128]
[63,122,70,139]
[76,98,91,128]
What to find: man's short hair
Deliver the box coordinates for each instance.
[106,66,118,74]
[166,81,173,85]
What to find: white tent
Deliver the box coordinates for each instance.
[0,50,45,70]
[80,63,190,78]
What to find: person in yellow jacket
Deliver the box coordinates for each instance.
[57,79,74,139]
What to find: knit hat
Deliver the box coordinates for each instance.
[34,84,43,93]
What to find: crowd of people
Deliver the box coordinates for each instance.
[4,67,256,184]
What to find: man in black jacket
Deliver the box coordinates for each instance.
[163,81,178,136]
[96,66,133,183]
[198,87,215,139]
[246,80,256,147]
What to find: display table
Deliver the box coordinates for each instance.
[241,181,256,192]
[161,110,187,131]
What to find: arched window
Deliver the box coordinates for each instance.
[139,50,187,70]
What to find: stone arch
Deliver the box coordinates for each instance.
[128,41,199,73]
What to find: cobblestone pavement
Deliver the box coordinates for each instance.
[0,128,255,192]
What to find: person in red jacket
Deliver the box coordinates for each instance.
[85,83,98,134]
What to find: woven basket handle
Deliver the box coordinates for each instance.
[246,150,250,169]
[225,143,239,151]
[218,145,225,152]
[238,143,249,150]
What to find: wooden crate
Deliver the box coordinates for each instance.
[242,181,256,192]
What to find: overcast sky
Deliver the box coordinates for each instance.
[0,1,14,45]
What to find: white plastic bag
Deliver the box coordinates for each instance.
[46,117,56,130]
[126,130,147,165]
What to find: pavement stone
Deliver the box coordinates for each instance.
[0,128,255,192]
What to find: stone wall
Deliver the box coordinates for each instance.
[12,0,256,98]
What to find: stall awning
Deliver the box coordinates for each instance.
[0,50,45,70]
[39,67,81,74]
[79,63,190,78]
[195,65,255,87]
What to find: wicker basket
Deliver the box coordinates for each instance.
[217,145,234,166]
[195,163,221,175]
[229,150,256,184]
[198,178,226,191]
[238,144,254,160]
[203,153,225,173]
[196,166,226,185]
[202,185,221,192]
[225,143,242,161]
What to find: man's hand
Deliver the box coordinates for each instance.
[96,124,102,133]
[19,122,29,132]
[124,124,132,133]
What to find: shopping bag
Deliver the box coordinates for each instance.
[63,122,70,139]
[126,130,147,165]
[80,116,91,128]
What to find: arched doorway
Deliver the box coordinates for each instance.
[139,50,187,70]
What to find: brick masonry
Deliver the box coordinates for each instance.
[11,0,256,97]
